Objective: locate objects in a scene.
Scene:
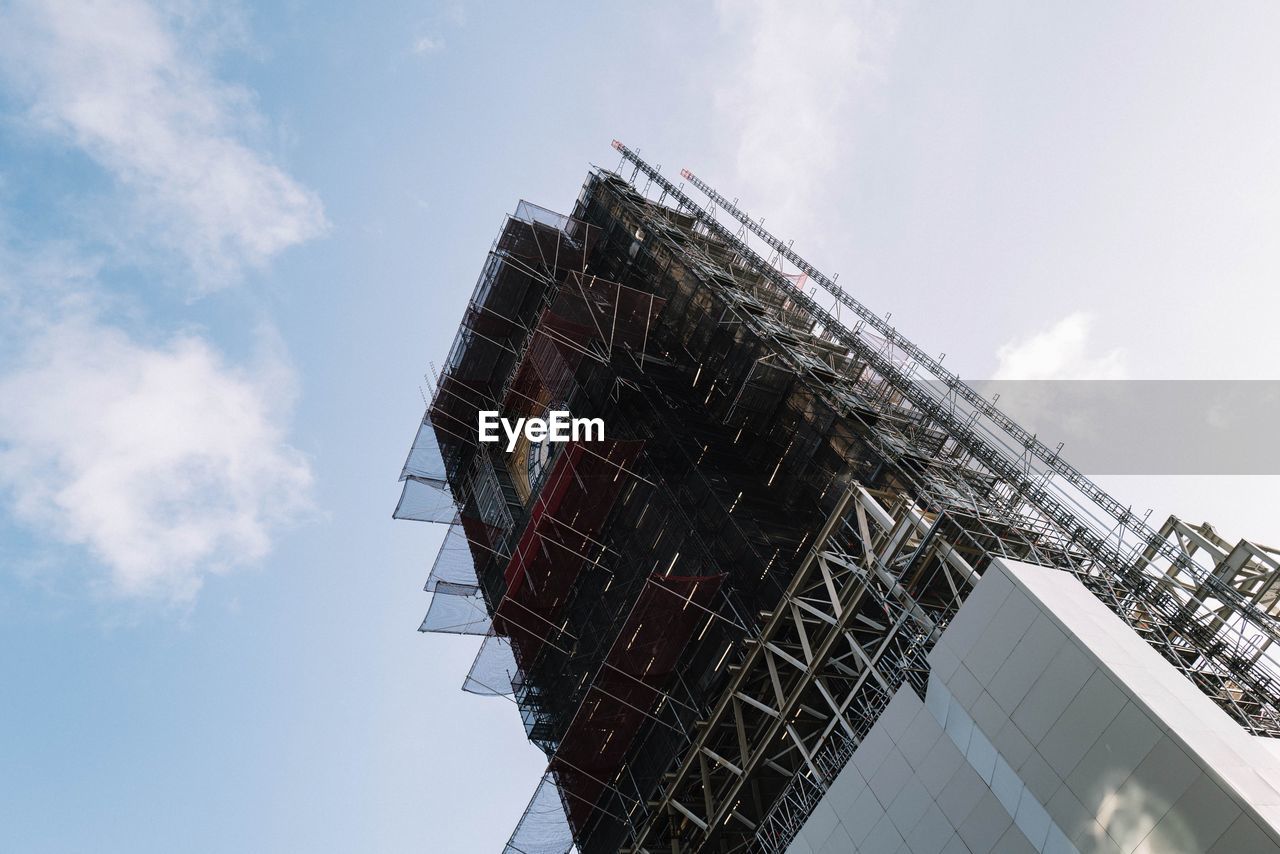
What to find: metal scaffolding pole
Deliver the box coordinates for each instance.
[670,157,1280,643]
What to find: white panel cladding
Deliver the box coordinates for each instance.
[787,557,1280,853]
[933,558,1280,853]
[785,683,1043,854]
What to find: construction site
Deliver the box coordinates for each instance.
[393,142,1280,854]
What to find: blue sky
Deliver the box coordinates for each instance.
[1,2,1279,852]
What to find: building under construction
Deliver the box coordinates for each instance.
[394,142,1280,854]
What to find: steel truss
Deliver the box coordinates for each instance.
[591,143,1280,854]
[608,141,1280,735]
[625,485,978,854]
[1136,517,1280,667]
[673,159,1280,650]
[401,151,1280,854]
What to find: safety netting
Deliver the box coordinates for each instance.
[392,475,457,523]
[419,580,490,634]
[501,322,584,433]
[503,772,576,854]
[396,198,698,852]
[504,274,666,419]
[504,201,596,275]
[424,518,480,592]
[400,414,447,486]
[494,439,644,668]
[393,409,457,523]
[549,572,724,837]
[394,414,509,638]
[417,512,510,637]
[462,633,520,696]
[545,271,665,355]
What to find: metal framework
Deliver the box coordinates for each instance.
[613,141,1280,710]
[672,158,1280,650]
[628,484,979,854]
[395,144,1280,854]
[1139,517,1280,662]
[605,142,1280,851]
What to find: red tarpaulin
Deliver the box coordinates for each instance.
[495,439,643,666]
[551,572,724,834]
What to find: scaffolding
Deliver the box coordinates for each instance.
[394,145,1280,854]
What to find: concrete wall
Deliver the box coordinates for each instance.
[786,558,1280,854]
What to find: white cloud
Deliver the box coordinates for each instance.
[993,312,1128,380]
[0,1,324,603]
[0,0,327,285]
[712,0,895,232]
[413,34,444,55]
[0,316,313,602]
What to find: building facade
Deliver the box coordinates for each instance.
[786,558,1280,853]
[394,144,1280,853]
